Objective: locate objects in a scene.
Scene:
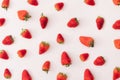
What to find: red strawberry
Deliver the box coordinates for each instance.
[96,16,104,30]
[17,10,31,21]
[22,69,32,80]
[1,0,9,10]
[67,17,79,28]
[17,49,27,58]
[84,0,95,6]
[39,41,50,54]
[93,56,105,66]
[113,0,120,5]
[57,33,64,44]
[2,35,14,45]
[0,18,5,26]
[61,51,71,67]
[4,68,11,79]
[28,0,38,6]
[114,39,120,49]
[84,68,94,80]
[42,60,50,73]
[21,29,32,39]
[39,13,48,29]
[54,2,64,11]
[57,72,67,80]
[113,20,120,29]
[80,53,89,62]
[79,36,94,47]
[113,67,120,80]
[0,50,9,60]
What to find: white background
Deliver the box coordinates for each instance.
[0,0,120,80]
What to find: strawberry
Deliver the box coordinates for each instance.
[93,56,105,66]
[39,13,48,29]
[0,50,9,60]
[57,72,67,80]
[61,51,71,67]
[54,2,64,11]
[113,0,120,5]
[1,0,9,10]
[113,67,120,80]
[22,69,32,80]
[42,60,50,73]
[0,18,5,26]
[80,53,89,62]
[2,35,14,45]
[4,68,11,79]
[84,0,95,6]
[84,68,94,80]
[17,10,31,21]
[114,39,120,49]
[96,16,104,30]
[39,41,50,54]
[113,20,120,29]
[28,0,38,6]
[67,17,79,28]
[57,33,64,44]
[17,49,27,58]
[21,29,32,39]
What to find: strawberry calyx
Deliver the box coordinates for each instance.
[24,14,31,21]
[90,41,94,47]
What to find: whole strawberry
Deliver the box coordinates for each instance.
[39,41,50,54]
[28,0,38,6]
[113,20,120,29]
[113,67,120,80]
[80,53,89,62]
[114,39,120,49]
[54,2,64,11]
[17,10,31,21]
[96,16,104,30]
[56,33,64,44]
[4,68,12,79]
[67,17,79,28]
[1,0,9,10]
[84,0,95,6]
[2,35,14,45]
[22,69,32,80]
[42,60,50,73]
[93,56,105,66]
[113,0,120,5]
[57,72,67,80]
[0,50,9,60]
[84,68,94,80]
[21,29,32,39]
[39,13,48,29]
[61,51,71,67]
[17,49,27,58]
[0,18,5,26]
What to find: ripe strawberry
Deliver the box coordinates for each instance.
[96,16,104,30]
[0,18,5,26]
[17,49,27,58]
[80,53,89,62]
[113,67,120,80]
[57,33,64,44]
[21,29,32,39]
[61,51,71,67]
[0,50,9,60]
[114,39,120,49]
[4,68,11,79]
[67,17,79,28]
[42,60,50,73]
[54,2,64,11]
[17,10,31,21]
[84,68,94,80]
[79,36,94,47]
[113,20,120,29]
[2,35,14,45]
[22,69,32,80]
[39,13,48,29]
[28,0,38,6]
[57,72,67,80]
[39,41,50,54]
[84,0,95,6]
[93,56,105,66]
[1,0,9,10]
[113,0,120,5]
